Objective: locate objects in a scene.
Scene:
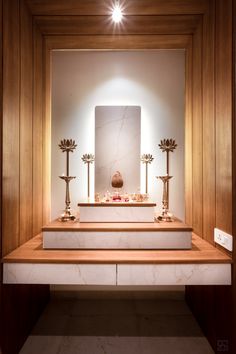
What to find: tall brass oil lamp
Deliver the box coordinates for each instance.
[81,153,95,200]
[59,139,77,221]
[157,139,177,221]
[140,154,154,195]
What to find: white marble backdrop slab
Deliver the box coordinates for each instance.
[95,106,141,195]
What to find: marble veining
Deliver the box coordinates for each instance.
[95,106,141,194]
[43,230,192,249]
[117,264,231,286]
[3,264,116,285]
[3,263,231,285]
[79,205,155,222]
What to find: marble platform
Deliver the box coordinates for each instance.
[3,263,231,285]
[42,219,192,250]
[3,233,232,286]
[78,202,156,223]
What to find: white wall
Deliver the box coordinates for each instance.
[51,50,185,220]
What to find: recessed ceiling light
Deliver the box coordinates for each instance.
[112,3,123,23]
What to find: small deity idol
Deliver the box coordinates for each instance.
[111,171,123,189]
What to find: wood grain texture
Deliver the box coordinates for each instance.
[43,40,51,225]
[1,3,50,354]
[215,0,232,234]
[27,0,208,16]
[191,23,203,237]
[202,1,215,243]
[185,40,193,226]
[2,233,232,264]
[2,0,20,255]
[20,0,33,245]
[45,34,191,50]
[186,3,234,353]
[34,14,201,35]
[42,218,193,232]
[32,24,44,236]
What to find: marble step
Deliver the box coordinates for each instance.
[42,219,192,250]
[78,202,156,222]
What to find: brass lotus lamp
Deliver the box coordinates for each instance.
[81,153,95,199]
[59,139,77,221]
[158,138,177,206]
[140,153,154,194]
[157,138,177,222]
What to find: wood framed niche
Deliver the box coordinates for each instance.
[2,0,232,257]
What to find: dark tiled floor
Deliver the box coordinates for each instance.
[20,292,214,354]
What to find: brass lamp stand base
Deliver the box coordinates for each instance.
[59,209,76,222]
[157,211,173,222]
[156,175,173,222]
[59,175,76,222]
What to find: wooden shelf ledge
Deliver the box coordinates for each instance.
[42,219,193,232]
[3,233,231,265]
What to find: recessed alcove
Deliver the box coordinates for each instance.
[51,50,185,220]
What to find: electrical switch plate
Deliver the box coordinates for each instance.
[214,228,233,251]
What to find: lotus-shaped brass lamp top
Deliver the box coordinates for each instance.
[159,139,177,153]
[81,153,95,164]
[59,139,77,152]
[140,153,154,164]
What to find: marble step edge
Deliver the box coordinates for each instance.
[42,230,192,250]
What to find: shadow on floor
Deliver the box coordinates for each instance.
[20,291,214,354]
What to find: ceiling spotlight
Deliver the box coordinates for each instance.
[112,3,123,23]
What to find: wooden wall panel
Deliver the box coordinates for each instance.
[32,25,43,235]
[19,0,33,245]
[2,0,20,255]
[191,24,203,237]
[202,1,216,243]
[185,40,193,225]
[45,34,190,50]
[215,0,232,235]
[1,2,50,354]
[43,43,51,224]
[186,2,234,353]
[34,14,201,35]
[27,0,208,15]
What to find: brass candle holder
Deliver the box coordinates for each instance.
[158,139,177,209]
[81,153,95,199]
[58,139,77,221]
[156,175,173,222]
[140,153,154,194]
